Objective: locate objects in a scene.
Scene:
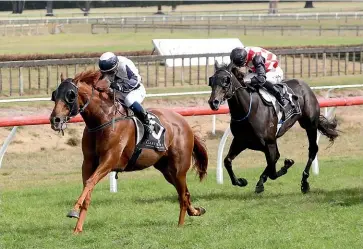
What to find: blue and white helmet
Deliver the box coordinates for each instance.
[99,52,119,73]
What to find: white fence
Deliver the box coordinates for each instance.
[1,12,363,25]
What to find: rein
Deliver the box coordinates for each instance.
[87,116,131,132]
[78,86,130,133]
[214,68,253,122]
[56,79,130,134]
[231,92,253,122]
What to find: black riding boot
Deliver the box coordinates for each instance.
[129,102,152,134]
[263,81,287,107]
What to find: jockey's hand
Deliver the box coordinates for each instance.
[110,82,123,92]
[243,78,251,84]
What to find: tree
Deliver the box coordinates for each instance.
[304,1,314,8]
[12,0,25,14]
[155,4,164,15]
[171,2,177,12]
[268,0,279,14]
[80,1,92,16]
[46,1,54,16]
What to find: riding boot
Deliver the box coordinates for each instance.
[263,81,287,107]
[129,102,152,134]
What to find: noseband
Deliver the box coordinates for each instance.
[52,79,94,133]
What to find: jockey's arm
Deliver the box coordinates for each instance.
[250,55,267,86]
[112,59,141,92]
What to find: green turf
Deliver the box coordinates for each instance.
[1,32,363,55]
[1,157,362,249]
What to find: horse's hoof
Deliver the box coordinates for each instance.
[73,230,82,235]
[198,207,206,215]
[284,158,295,167]
[255,185,264,194]
[301,182,310,194]
[67,210,80,219]
[233,178,248,187]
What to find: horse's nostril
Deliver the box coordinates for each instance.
[213,99,220,105]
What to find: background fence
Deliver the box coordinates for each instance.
[2,12,363,36]
[1,12,363,25]
[0,46,362,97]
[91,23,363,36]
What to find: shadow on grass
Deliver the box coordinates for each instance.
[129,187,363,206]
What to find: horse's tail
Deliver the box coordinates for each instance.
[318,115,339,143]
[192,134,208,181]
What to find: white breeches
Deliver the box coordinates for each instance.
[117,83,146,107]
[245,66,284,84]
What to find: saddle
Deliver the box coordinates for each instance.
[118,102,166,152]
[119,111,167,171]
[131,112,166,152]
[257,82,301,135]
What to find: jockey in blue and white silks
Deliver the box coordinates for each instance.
[98,52,151,133]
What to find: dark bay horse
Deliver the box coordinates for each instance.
[49,70,208,233]
[208,62,338,194]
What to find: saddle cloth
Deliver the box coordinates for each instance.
[131,111,167,152]
[258,83,301,135]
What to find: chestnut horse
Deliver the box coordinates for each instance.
[49,70,208,233]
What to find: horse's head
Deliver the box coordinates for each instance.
[208,61,244,110]
[49,70,101,133]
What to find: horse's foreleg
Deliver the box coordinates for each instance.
[224,138,248,187]
[68,155,117,233]
[71,158,97,234]
[301,129,318,194]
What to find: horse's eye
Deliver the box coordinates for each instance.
[65,90,76,103]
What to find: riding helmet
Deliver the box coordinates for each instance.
[230,47,248,67]
[98,52,119,72]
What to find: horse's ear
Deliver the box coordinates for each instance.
[214,60,220,71]
[60,72,65,82]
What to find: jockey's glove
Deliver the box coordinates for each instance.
[110,81,124,92]
[243,78,251,84]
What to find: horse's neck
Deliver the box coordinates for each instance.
[228,88,251,118]
[79,84,122,129]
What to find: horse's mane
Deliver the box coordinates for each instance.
[215,62,245,82]
[74,69,102,85]
[73,69,113,102]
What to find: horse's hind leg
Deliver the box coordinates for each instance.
[255,143,295,193]
[154,159,204,217]
[224,138,248,187]
[301,129,318,194]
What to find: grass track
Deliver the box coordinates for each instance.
[1,32,363,55]
[1,157,363,249]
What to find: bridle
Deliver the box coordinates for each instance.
[209,67,252,122]
[51,79,93,134]
[52,78,129,134]
[209,68,245,102]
